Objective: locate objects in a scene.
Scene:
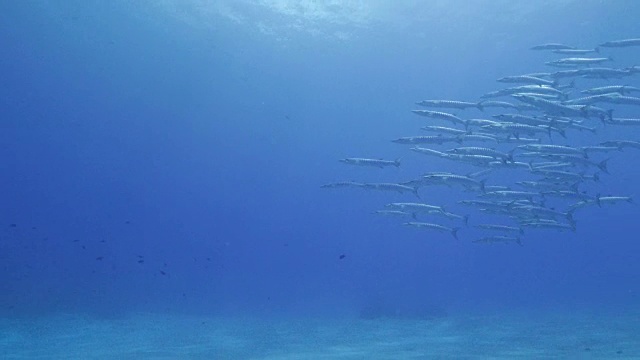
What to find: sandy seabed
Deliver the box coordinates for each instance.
[1,310,638,359]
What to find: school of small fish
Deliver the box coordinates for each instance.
[323,38,640,246]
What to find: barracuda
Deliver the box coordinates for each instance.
[403,222,460,239]
[339,157,400,168]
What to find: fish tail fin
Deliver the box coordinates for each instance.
[567,211,577,229]
[571,182,580,193]
[451,228,460,240]
[463,215,470,227]
[607,109,613,122]
[394,158,402,167]
[519,228,525,235]
[559,129,566,138]
[412,212,418,220]
[593,172,600,182]
[413,187,421,199]
[598,158,609,174]
[476,101,485,111]
[600,115,608,125]
[479,179,486,193]
[595,193,602,207]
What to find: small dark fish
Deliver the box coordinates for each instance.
[137,255,144,258]
[96,256,104,261]
[9,224,16,228]
[160,270,167,276]
[137,260,144,264]
[125,221,131,224]
[73,239,80,243]
[99,240,106,243]
[206,257,211,261]
[82,246,86,250]
[339,254,346,260]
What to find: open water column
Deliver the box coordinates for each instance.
[2,1,640,358]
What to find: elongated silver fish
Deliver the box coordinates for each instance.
[564,93,619,105]
[600,140,640,150]
[552,48,599,55]
[496,136,541,144]
[482,122,559,138]
[386,202,445,213]
[321,181,365,189]
[340,157,400,168]
[483,85,567,99]
[480,190,539,200]
[444,153,497,166]
[392,135,460,145]
[473,236,522,245]
[517,144,587,157]
[422,174,486,191]
[457,134,501,143]
[599,38,640,47]
[477,101,522,110]
[541,190,594,201]
[600,93,640,106]
[363,183,420,197]
[551,67,633,80]
[604,118,640,126]
[595,195,633,206]
[403,222,460,239]
[497,75,556,86]
[531,169,599,182]
[410,146,448,157]
[411,110,466,126]
[546,57,612,66]
[372,210,413,217]
[512,92,564,100]
[446,146,513,161]
[532,154,609,173]
[465,118,501,127]
[421,126,468,135]
[531,43,575,50]
[519,221,575,232]
[582,85,640,95]
[416,100,483,110]
[493,114,552,126]
[511,94,585,118]
[577,67,634,79]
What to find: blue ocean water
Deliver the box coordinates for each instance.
[2,1,640,358]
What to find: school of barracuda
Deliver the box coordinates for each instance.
[323,39,640,246]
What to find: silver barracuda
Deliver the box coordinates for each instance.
[340,157,400,168]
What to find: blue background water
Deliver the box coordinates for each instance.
[2,0,640,319]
